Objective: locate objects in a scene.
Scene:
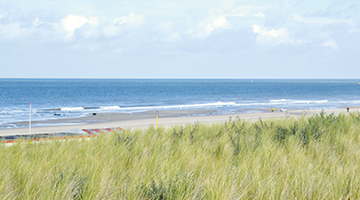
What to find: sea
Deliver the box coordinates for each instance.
[1,79,360,129]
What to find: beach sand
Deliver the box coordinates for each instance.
[1,107,359,136]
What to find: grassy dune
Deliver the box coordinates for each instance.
[2,112,360,199]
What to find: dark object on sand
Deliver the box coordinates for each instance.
[347,107,349,112]
[92,113,97,116]
[54,113,61,116]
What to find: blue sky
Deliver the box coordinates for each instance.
[0,0,359,78]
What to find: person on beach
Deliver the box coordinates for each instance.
[347,107,350,112]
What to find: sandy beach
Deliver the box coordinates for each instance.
[0,107,359,136]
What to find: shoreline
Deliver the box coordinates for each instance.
[0,107,359,136]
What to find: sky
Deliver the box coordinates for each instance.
[0,0,359,78]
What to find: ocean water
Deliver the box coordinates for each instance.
[1,79,360,129]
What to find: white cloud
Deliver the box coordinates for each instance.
[0,22,26,38]
[252,24,291,46]
[225,12,246,17]
[206,15,231,32]
[295,39,309,44]
[102,13,145,38]
[101,25,120,38]
[113,13,145,26]
[192,14,231,38]
[33,18,40,26]
[61,14,98,33]
[75,23,100,39]
[0,21,53,42]
[253,12,265,18]
[224,5,271,18]
[187,7,267,39]
[321,40,338,50]
[187,6,269,39]
[292,14,353,26]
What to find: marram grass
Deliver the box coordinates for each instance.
[2,112,360,199]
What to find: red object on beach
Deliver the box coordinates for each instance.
[93,129,102,133]
[82,129,95,135]
[115,127,124,131]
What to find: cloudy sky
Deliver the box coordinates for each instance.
[1,0,359,78]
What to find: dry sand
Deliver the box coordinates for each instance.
[1,107,359,136]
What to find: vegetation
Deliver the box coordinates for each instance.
[2,111,360,199]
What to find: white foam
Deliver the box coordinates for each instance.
[100,106,121,110]
[234,102,281,107]
[269,99,288,102]
[55,100,332,114]
[269,99,328,105]
[292,100,328,104]
[61,107,84,111]
[334,100,360,104]
[0,110,24,114]
[232,100,330,107]
[117,102,237,111]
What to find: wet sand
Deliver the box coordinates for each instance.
[0,107,359,136]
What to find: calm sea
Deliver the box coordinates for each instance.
[1,79,360,128]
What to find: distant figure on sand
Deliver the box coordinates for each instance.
[270,108,275,112]
[347,107,350,112]
[280,108,287,112]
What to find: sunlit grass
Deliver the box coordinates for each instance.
[1,111,360,199]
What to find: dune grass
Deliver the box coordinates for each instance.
[2,111,360,199]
